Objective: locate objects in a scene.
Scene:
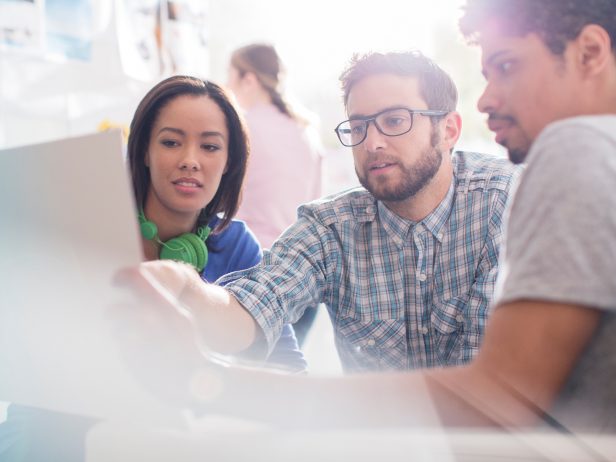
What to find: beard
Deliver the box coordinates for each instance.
[507,147,528,165]
[357,129,443,202]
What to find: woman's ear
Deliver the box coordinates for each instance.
[241,71,260,90]
[144,151,150,168]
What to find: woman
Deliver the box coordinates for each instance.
[127,75,305,370]
[227,44,322,345]
[0,76,305,462]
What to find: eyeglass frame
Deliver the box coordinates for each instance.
[334,107,449,147]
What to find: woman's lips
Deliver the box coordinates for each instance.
[172,178,203,194]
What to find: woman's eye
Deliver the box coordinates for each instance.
[160,139,179,148]
[202,144,221,152]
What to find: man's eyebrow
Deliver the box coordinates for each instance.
[485,49,512,66]
[348,105,408,120]
[482,49,512,78]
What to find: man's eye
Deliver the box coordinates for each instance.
[497,61,513,74]
[350,124,366,135]
[383,117,405,128]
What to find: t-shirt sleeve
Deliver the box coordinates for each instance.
[496,120,616,311]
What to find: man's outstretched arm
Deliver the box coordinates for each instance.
[193,300,601,429]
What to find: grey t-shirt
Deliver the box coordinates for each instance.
[495,115,616,432]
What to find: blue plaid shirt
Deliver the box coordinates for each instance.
[219,152,522,372]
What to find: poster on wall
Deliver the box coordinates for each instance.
[46,0,95,61]
[0,0,45,54]
[0,0,97,61]
[115,0,161,81]
[160,0,209,77]
[116,0,209,82]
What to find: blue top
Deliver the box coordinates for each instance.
[0,218,305,462]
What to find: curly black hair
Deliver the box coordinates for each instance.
[460,0,616,55]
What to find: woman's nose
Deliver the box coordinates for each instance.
[179,149,200,171]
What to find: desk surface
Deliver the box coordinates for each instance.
[86,418,616,462]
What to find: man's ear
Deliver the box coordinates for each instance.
[575,24,612,78]
[441,111,462,150]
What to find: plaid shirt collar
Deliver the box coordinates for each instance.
[376,177,456,248]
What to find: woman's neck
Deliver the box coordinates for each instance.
[239,86,272,110]
[143,200,199,242]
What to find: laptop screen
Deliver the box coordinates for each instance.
[0,130,182,423]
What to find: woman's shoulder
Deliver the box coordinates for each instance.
[209,217,256,243]
[208,217,261,262]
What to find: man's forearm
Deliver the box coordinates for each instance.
[182,282,259,354]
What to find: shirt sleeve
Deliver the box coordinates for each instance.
[496,120,616,310]
[216,206,336,355]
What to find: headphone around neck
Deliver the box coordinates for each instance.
[138,211,211,272]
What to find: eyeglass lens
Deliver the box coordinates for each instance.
[337,108,414,147]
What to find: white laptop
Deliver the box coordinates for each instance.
[0,130,183,424]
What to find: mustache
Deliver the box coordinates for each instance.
[487,113,516,124]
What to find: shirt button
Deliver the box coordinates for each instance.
[456,314,464,323]
[418,273,427,282]
[366,338,376,347]
[420,326,429,335]
[437,233,443,240]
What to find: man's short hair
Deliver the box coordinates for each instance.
[339,51,458,112]
[459,0,616,56]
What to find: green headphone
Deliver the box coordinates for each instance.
[138,210,211,272]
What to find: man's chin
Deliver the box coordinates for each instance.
[499,136,530,165]
[507,148,528,165]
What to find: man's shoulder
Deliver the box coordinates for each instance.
[452,150,522,192]
[542,114,616,136]
[527,115,616,171]
[536,115,616,150]
[297,187,378,225]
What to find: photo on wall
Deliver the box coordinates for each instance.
[0,0,44,54]
[45,0,95,61]
[116,0,209,81]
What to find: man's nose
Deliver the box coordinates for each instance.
[477,81,500,115]
[363,120,387,152]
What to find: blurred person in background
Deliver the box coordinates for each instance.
[227,43,323,347]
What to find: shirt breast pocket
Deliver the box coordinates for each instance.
[335,300,407,371]
[431,294,476,366]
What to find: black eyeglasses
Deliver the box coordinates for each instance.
[334,107,448,147]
